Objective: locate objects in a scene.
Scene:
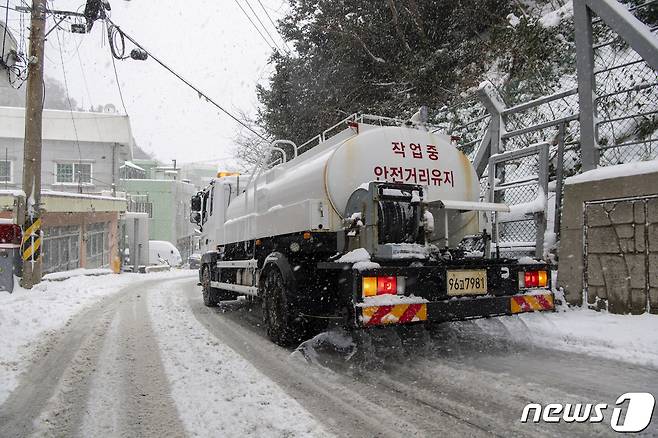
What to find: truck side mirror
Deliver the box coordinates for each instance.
[191,194,202,212]
[190,211,201,224]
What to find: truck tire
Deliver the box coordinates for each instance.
[202,265,239,306]
[201,265,218,307]
[262,267,298,346]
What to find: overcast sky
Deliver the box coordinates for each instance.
[5,0,287,167]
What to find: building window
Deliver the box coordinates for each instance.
[0,161,11,183]
[76,163,92,183]
[42,225,81,274]
[56,163,73,183]
[56,162,92,184]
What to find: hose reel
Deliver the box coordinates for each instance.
[344,183,424,247]
[377,199,419,244]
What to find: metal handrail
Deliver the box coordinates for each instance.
[271,147,287,164]
[501,114,579,139]
[296,111,446,158]
[273,139,298,160]
[501,88,578,116]
[322,113,358,141]
[457,137,484,148]
[243,139,298,194]
[358,114,403,125]
[591,0,658,24]
[449,114,491,132]
[297,134,322,154]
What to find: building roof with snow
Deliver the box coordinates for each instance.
[0,106,135,151]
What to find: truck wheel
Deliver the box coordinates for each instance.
[201,266,218,307]
[262,268,297,346]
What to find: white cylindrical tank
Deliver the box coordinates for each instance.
[222,125,479,244]
[325,126,479,212]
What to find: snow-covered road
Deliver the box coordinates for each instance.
[0,274,656,437]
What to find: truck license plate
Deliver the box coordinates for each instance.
[447,270,487,296]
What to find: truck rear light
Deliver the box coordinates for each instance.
[0,223,22,245]
[362,277,377,297]
[362,276,406,297]
[377,276,397,295]
[519,270,548,288]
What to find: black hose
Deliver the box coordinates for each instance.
[377,201,419,244]
[107,24,128,60]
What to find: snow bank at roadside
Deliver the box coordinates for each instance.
[42,268,114,281]
[476,307,658,369]
[148,282,331,438]
[0,270,196,405]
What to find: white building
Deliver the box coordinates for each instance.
[0,106,135,194]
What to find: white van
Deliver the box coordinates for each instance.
[148,240,182,266]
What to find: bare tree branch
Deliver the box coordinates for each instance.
[387,0,412,52]
[350,31,386,63]
[404,0,428,43]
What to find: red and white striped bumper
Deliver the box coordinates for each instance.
[358,292,554,327]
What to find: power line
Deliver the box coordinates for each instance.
[231,0,277,53]
[0,3,19,13]
[255,0,291,53]
[105,19,269,142]
[109,46,129,115]
[242,0,283,53]
[75,43,94,108]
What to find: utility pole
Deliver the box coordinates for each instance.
[20,0,47,288]
[111,143,117,197]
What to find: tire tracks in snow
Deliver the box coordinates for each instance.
[0,277,189,438]
[182,279,493,437]
[80,289,186,438]
[183,277,658,438]
[149,279,332,438]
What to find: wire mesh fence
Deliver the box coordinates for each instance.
[435,0,658,259]
[494,150,545,258]
[592,0,658,166]
[434,93,490,161]
[434,93,492,210]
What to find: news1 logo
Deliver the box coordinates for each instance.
[521,393,655,433]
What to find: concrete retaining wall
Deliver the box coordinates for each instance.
[558,169,658,314]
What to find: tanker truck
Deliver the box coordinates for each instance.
[191,113,554,345]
